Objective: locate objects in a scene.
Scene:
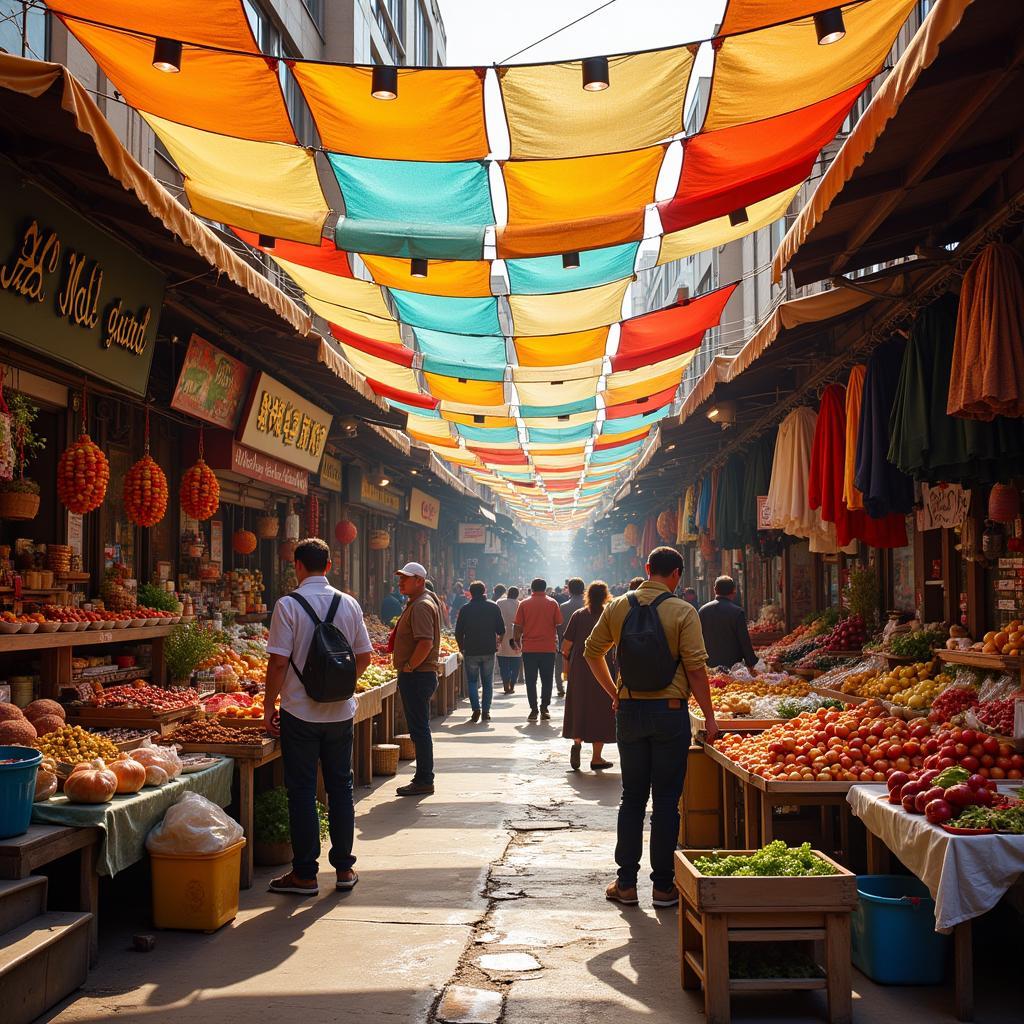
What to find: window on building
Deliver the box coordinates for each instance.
[375,0,406,63]
[303,0,324,34]
[0,1,47,59]
[414,1,432,66]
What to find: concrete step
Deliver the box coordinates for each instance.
[0,911,92,1024]
[0,876,48,935]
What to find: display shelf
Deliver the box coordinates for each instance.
[938,649,1024,672]
[0,587,69,596]
[0,624,172,653]
[70,667,151,688]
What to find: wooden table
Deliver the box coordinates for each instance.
[703,744,854,857]
[0,824,101,963]
[352,679,397,786]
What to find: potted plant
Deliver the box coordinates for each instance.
[0,393,46,520]
[253,786,329,866]
[162,621,218,687]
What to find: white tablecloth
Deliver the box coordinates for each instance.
[847,784,1024,932]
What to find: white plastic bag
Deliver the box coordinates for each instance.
[146,792,243,855]
[132,740,183,780]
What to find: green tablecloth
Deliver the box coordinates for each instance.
[31,758,234,876]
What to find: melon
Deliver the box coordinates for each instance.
[25,699,65,723]
[0,702,25,723]
[0,718,37,745]
[31,714,65,737]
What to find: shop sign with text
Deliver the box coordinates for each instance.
[232,443,308,495]
[458,523,486,544]
[409,487,440,529]
[610,532,629,554]
[237,371,331,473]
[0,157,165,396]
[345,466,402,515]
[171,334,250,429]
[318,454,342,493]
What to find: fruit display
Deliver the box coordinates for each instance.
[86,727,156,744]
[88,683,200,712]
[359,663,395,690]
[33,724,120,763]
[715,701,932,783]
[887,627,947,660]
[928,684,980,723]
[180,457,220,520]
[63,759,117,803]
[708,675,811,698]
[816,614,868,653]
[693,841,838,877]
[884,764,1024,830]
[918,724,1021,780]
[123,454,168,527]
[974,698,1017,736]
[976,621,1024,656]
[108,753,147,794]
[363,614,392,647]
[197,643,267,689]
[839,661,952,710]
[161,720,266,745]
[57,433,110,514]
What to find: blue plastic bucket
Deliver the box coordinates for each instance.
[851,874,950,985]
[0,745,42,839]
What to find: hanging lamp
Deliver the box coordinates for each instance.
[814,8,846,45]
[581,56,609,92]
[152,38,182,73]
[371,65,398,100]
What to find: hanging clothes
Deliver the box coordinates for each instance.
[714,454,746,550]
[810,384,906,549]
[948,243,1024,421]
[741,427,777,545]
[856,335,915,515]
[843,364,866,511]
[695,472,713,532]
[888,294,1024,484]
[680,485,698,542]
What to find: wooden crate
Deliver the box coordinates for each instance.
[675,849,857,1024]
[679,746,722,848]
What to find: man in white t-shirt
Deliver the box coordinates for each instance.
[264,538,372,897]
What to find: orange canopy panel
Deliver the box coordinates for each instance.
[604,382,679,416]
[143,114,328,244]
[513,328,609,367]
[66,22,295,142]
[705,0,917,130]
[359,254,493,297]
[604,358,691,406]
[661,83,864,233]
[718,0,848,34]
[234,230,352,277]
[50,1,260,48]
[509,278,631,336]
[614,282,736,371]
[498,146,665,259]
[594,426,650,448]
[291,63,488,161]
[469,448,530,465]
[424,373,506,405]
[527,443,589,456]
[497,47,694,159]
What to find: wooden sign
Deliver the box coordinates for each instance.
[171,334,250,429]
[237,371,331,473]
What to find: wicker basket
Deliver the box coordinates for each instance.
[395,734,416,760]
[256,514,279,539]
[0,489,39,521]
[372,743,400,776]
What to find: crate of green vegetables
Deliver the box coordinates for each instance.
[675,841,858,911]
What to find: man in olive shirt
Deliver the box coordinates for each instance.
[585,546,718,909]
[393,562,441,796]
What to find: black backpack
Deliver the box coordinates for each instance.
[617,592,681,693]
[287,592,358,702]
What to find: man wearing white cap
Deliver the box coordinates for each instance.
[393,561,442,796]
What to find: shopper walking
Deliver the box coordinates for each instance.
[698,575,758,670]
[393,561,442,796]
[264,538,373,896]
[449,582,469,619]
[561,580,616,772]
[585,546,718,909]
[681,586,699,609]
[556,577,585,698]
[513,578,563,720]
[495,585,522,693]
[380,583,403,623]
[454,581,506,722]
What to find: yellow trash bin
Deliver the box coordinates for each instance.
[150,838,246,932]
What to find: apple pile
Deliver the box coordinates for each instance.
[919,724,1022,780]
[887,765,998,825]
[818,614,868,653]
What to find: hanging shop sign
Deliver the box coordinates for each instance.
[484,531,502,555]
[409,487,440,530]
[196,430,309,495]
[237,371,331,473]
[0,157,165,396]
[344,465,402,515]
[611,532,629,554]
[917,483,971,532]
[756,495,774,531]
[318,453,343,493]
[458,523,487,544]
[170,333,250,429]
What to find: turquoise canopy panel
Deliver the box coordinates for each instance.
[590,440,644,462]
[414,328,506,381]
[505,242,639,295]
[396,294,501,335]
[527,423,595,444]
[456,423,520,443]
[518,397,597,418]
[600,406,672,433]
[388,400,441,418]
[329,154,494,260]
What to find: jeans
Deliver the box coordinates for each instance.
[614,700,691,892]
[280,709,355,880]
[522,651,556,711]
[398,670,438,784]
[464,654,494,713]
[497,655,520,688]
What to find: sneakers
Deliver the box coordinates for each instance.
[336,870,359,892]
[540,707,551,720]
[605,881,639,906]
[482,711,491,720]
[527,709,539,721]
[652,888,679,909]
[470,709,481,723]
[396,781,435,796]
[569,742,581,771]
[269,871,318,896]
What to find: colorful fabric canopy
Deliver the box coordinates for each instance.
[505,243,639,295]
[390,291,501,334]
[359,254,492,297]
[509,278,631,336]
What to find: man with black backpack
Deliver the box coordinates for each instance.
[264,538,373,897]
[584,546,719,910]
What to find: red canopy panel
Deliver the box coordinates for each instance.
[367,380,438,409]
[613,283,736,372]
[470,448,531,465]
[657,83,865,235]
[604,385,679,418]
[544,479,581,491]
[330,325,414,367]
[233,228,352,277]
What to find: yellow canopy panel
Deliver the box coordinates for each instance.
[359,254,494,297]
[291,64,488,161]
[69,22,295,142]
[658,185,800,264]
[521,410,597,428]
[143,114,328,245]
[498,146,665,258]
[497,47,694,159]
[305,296,403,344]
[603,359,691,405]
[441,411,517,428]
[273,257,393,318]
[512,359,605,384]
[514,376,598,407]
[705,0,916,130]
[513,327,609,367]
[335,344,419,392]
[405,414,455,443]
[509,278,631,337]
[424,374,506,405]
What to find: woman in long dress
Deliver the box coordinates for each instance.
[560,580,616,771]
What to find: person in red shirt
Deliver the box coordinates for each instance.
[512,578,563,721]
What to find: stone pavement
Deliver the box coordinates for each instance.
[45,685,1020,1024]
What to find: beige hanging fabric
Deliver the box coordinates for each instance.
[948,243,1024,421]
